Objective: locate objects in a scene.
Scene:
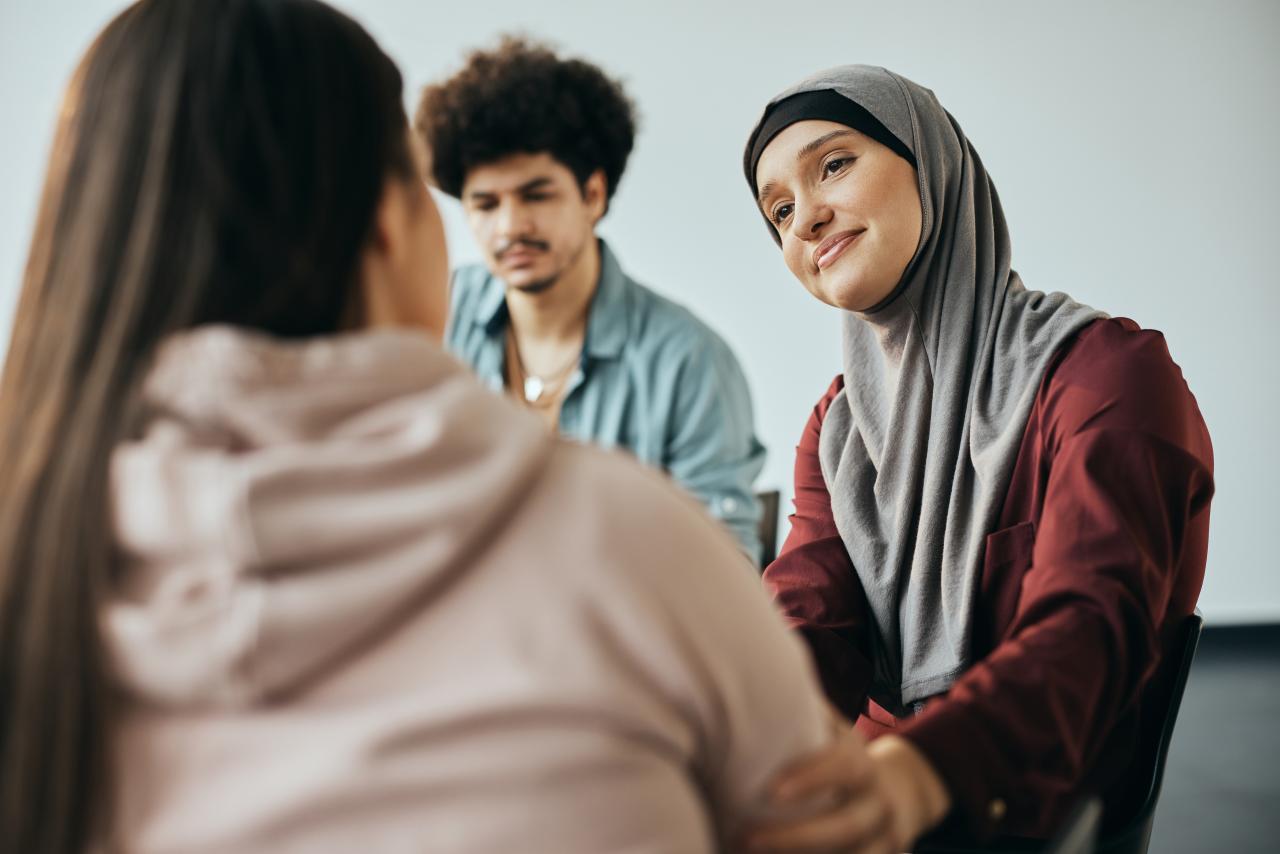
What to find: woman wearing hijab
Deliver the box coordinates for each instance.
[0,2,836,851]
[741,66,1214,852]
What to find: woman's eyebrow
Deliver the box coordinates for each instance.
[797,128,858,161]
[757,129,860,206]
[757,181,779,207]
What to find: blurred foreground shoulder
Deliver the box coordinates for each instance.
[539,441,832,834]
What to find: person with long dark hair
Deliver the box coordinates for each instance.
[0,2,836,850]
[741,67,1214,852]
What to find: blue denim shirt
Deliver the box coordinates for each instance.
[447,240,766,563]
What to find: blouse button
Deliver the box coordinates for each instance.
[720,497,738,514]
[989,798,1007,822]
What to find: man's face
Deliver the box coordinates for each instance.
[461,152,605,294]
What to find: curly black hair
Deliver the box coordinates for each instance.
[415,37,637,209]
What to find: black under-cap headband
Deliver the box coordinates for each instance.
[744,89,916,241]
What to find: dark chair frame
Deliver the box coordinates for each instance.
[755,489,780,570]
[1095,610,1203,854]
[915,611,1204,854]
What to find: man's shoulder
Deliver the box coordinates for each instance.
[619,272,734,360]
[447,262,505,335]
[450,262,500,303]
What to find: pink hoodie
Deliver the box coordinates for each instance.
[103,326,831,853]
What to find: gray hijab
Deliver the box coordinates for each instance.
[746,65,1104,714]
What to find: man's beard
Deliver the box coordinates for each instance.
[511,274,560,295]
[497,232,591,297]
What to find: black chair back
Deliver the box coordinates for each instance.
[1095,611,1203,854]
[913,610,1204,854]
[1045,798,1103,854]
[755,489,780,570]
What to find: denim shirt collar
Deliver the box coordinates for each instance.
[583,240,629,359]
[474,239,631,360]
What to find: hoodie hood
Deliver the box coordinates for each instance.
[104,325,552,709]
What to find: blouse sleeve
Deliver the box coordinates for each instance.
[898,325,1215,839]
[762,375,875,721]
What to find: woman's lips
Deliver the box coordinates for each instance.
[814,230,865,270]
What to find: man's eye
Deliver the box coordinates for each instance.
[771,203,793,226]
[524,193,553,202]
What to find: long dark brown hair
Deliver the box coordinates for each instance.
[0,0,413,848]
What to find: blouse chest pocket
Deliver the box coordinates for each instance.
[979,521,1036,646]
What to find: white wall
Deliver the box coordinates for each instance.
[2,0,1276,623]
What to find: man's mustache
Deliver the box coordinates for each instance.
[495,238,550,259]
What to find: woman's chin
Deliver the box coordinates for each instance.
[831,287,875,313]
[802,281,855,312]
[802,275,880,313]
[833,278,901,313]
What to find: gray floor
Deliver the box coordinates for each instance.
[1146,626,1280,852]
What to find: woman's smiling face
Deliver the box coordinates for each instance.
[755,119,922,312]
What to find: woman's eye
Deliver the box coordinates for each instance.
[771,203,793,226]
[823,157,851,177]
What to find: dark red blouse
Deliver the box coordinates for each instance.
[763,318,1214,840]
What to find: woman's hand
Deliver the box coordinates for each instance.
[744,721,951,853]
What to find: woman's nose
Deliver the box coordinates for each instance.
[796,200,832,241]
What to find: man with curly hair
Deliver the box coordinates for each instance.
[416,38,766,563]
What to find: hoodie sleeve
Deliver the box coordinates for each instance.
[579,455,833,845]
